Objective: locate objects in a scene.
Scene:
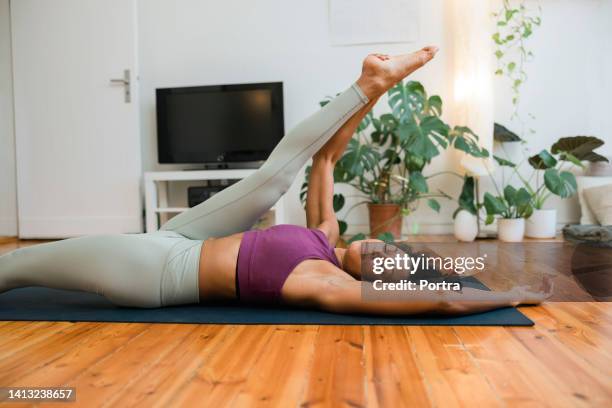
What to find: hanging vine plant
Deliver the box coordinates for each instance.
[492,0,542,118]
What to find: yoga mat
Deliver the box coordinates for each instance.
[0,286,533,326]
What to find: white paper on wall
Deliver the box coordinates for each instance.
[329,0,418,46]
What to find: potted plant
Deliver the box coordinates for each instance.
[301,81,487,241]
[452,176,480,242]
[523,136,608,238]
[484,185,532,242]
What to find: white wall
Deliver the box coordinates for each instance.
[0,0,17,236]
[139,0,612,234]
[491,0,612,225]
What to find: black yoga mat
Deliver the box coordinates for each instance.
[0,286,533,326]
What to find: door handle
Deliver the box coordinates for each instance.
[110,69,131,103]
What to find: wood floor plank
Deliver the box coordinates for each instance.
[405,326,501,407]
[455,326,588,407]
[300,326,366,407]
[38,324,196,408]
[363,326,431,407]
[0,321,70,348]
[108,325,229,408]
[0,323,103,384]
[0,321,70,352]
[522,304,612,363]
[9,323,149,388]
[554,302,612,333]
[508,322,611,406]
[0,236,18,245]
[169,325,275,407]
[230,325,319,407]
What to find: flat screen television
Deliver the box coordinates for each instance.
[156,82,284,165]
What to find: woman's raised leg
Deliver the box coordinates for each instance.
[161,47,439,240]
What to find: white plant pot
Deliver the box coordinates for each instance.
[498,218,525,242]
[525,209,557,239]
[454,210,479,242]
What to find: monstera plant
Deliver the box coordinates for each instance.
[301,80,488,242]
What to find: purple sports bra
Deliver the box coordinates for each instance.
[236,224,341,303]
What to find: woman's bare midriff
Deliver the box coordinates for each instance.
[198,232,243,302]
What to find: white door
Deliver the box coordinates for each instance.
[11,0,142,238]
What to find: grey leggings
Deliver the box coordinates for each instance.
[0,83,368,308]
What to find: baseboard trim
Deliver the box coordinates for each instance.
[18,216,143,239]
[346,220,578,237]
[347,222,455,236]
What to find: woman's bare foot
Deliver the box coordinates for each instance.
[356,46,439,100]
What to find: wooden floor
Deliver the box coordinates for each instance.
[1,238,611,407]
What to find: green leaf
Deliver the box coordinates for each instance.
[377,232,395,243]
[427,198,440,213]
[515,187,532,206]
[528,150,557,170]
[408,125,440,160]
[559,171,577,196]
[494,155,516,168]
[397,120,415,140]
[338,220,348,236]
[544,168,578,198]
[494,123,522,142]
[387,81,426,123]
[559,151,585,168]
[421,116,449,137]
[484,192,507,215]
[356,111,373,133]
[453,136,471,153]
[507,62,516,72]
[516,188,532,218]
[333,194,345,212]
[551,136,608,162]
[409,171,428,193]
[427,95,443,116]
[505,8,518,21]
[456,176,478,216]
[486,197,505,216]
[299,165,312,205]
[485,214,495,225]
[319,98,332,108]
[503,185,518,205]
[347,233,366,244]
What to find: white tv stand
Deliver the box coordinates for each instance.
[143,169,285,233]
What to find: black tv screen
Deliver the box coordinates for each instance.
[156,82,284,164]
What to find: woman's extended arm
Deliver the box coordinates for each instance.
[316,278,544,316]
[306,98,379,245]
[282,261,546,316]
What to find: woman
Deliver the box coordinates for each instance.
[0,47,544,314]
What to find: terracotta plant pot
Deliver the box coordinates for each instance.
[368,203,402,239]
